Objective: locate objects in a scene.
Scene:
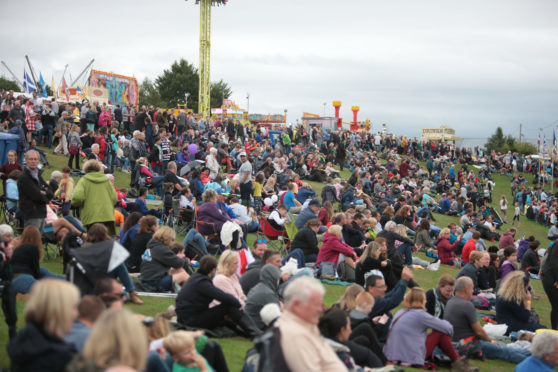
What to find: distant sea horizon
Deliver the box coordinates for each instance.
[456,137,538,149]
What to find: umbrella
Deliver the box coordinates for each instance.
[179,160,204,177]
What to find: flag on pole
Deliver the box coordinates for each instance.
[51,75,57,99]
[543,134,547,156]
[23,69,36,93]
[62,77,69,102]
[538,131,541,154]
[39,73,47,97]
[553,129,556,157]
[76,83,89,100]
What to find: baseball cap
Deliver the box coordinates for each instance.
[239,152,247,157]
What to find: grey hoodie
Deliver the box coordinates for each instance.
[244,264,281,329]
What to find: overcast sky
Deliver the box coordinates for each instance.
[2,0,558,138]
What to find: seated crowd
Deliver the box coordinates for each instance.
[2,96,558,372]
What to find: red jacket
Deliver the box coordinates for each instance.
[95,137,106,161]
[499,231,515,250]
[437,236,460,264]
[317,231,357,267]
[461,239,477,263]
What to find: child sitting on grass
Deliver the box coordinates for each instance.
[164,330,213,372]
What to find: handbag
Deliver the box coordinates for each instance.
[69,144,79,156]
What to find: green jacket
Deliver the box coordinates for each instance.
[282,133,291,146]
[71,171,117,226]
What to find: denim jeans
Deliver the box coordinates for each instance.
[38,125,54,148]
[12,267,65,294]
[64,215,87,233]
[246,220,260,233]
[183,228,208,255]
[151,176,164,196]
[480,340,530,364]
[109,263,135,292]
[278,268,314,292]
[397,242,414,265]
[282,248,306,268]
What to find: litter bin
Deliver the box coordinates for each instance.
[0,133,19,165]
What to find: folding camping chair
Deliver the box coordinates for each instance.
[258,217,288,256]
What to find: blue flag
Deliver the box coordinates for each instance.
[39,73,47,97]
[23,69,36,93]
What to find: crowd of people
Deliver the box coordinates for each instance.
[1,91,558,371]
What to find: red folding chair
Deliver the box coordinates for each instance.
[258,217,289,256]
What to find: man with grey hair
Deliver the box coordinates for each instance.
[516,331,558,371]
[444,276,530,363]
[275,276,347,371]
[17,150,53,231]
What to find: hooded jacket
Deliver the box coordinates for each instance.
[316,231,357,268]
[140,238,186,282]
[245,264,281,329]
[436,236,460,264]
[71,171,117,226]
[239,258,263,295]
[8,322,77,372]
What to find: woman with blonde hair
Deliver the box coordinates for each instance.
[383,287,472,371]
[333,284,364,312]
[316,224,358,270]
[8,279,80,372]
[496,270,545,334]
[355,238,396,289]
[211,249,246,309]
[140,226,189,292]
[69,309,148,372]
[436,227,462,266]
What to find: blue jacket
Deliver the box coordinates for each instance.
[370,279,409,317]
[295,207,318,230]
[515,356,554,372]
[440,197,451,213]
[217,201,237,219]
[297,188,316,205]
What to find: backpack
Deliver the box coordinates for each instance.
[337,261,356,282]
[242,327,291,372]
[185,238,207,261]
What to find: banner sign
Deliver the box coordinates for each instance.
[89,69,139,106]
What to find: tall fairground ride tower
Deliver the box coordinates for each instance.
[188,0,228,118]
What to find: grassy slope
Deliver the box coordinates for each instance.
[0,151,553,371]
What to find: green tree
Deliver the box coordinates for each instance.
[139,78,164,107]
[155,59,198,108]
[210,79,233,109]
[514,142,537,155]
[485,127,516,153]
[0,76,20,91]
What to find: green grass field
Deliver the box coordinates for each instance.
[0,150,554,371]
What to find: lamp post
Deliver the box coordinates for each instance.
[284,109,288,124]
[184,92,190,111]
[323,102,326,116]
[246,93,250,113]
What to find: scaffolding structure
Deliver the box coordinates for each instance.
[191,0,228,118]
